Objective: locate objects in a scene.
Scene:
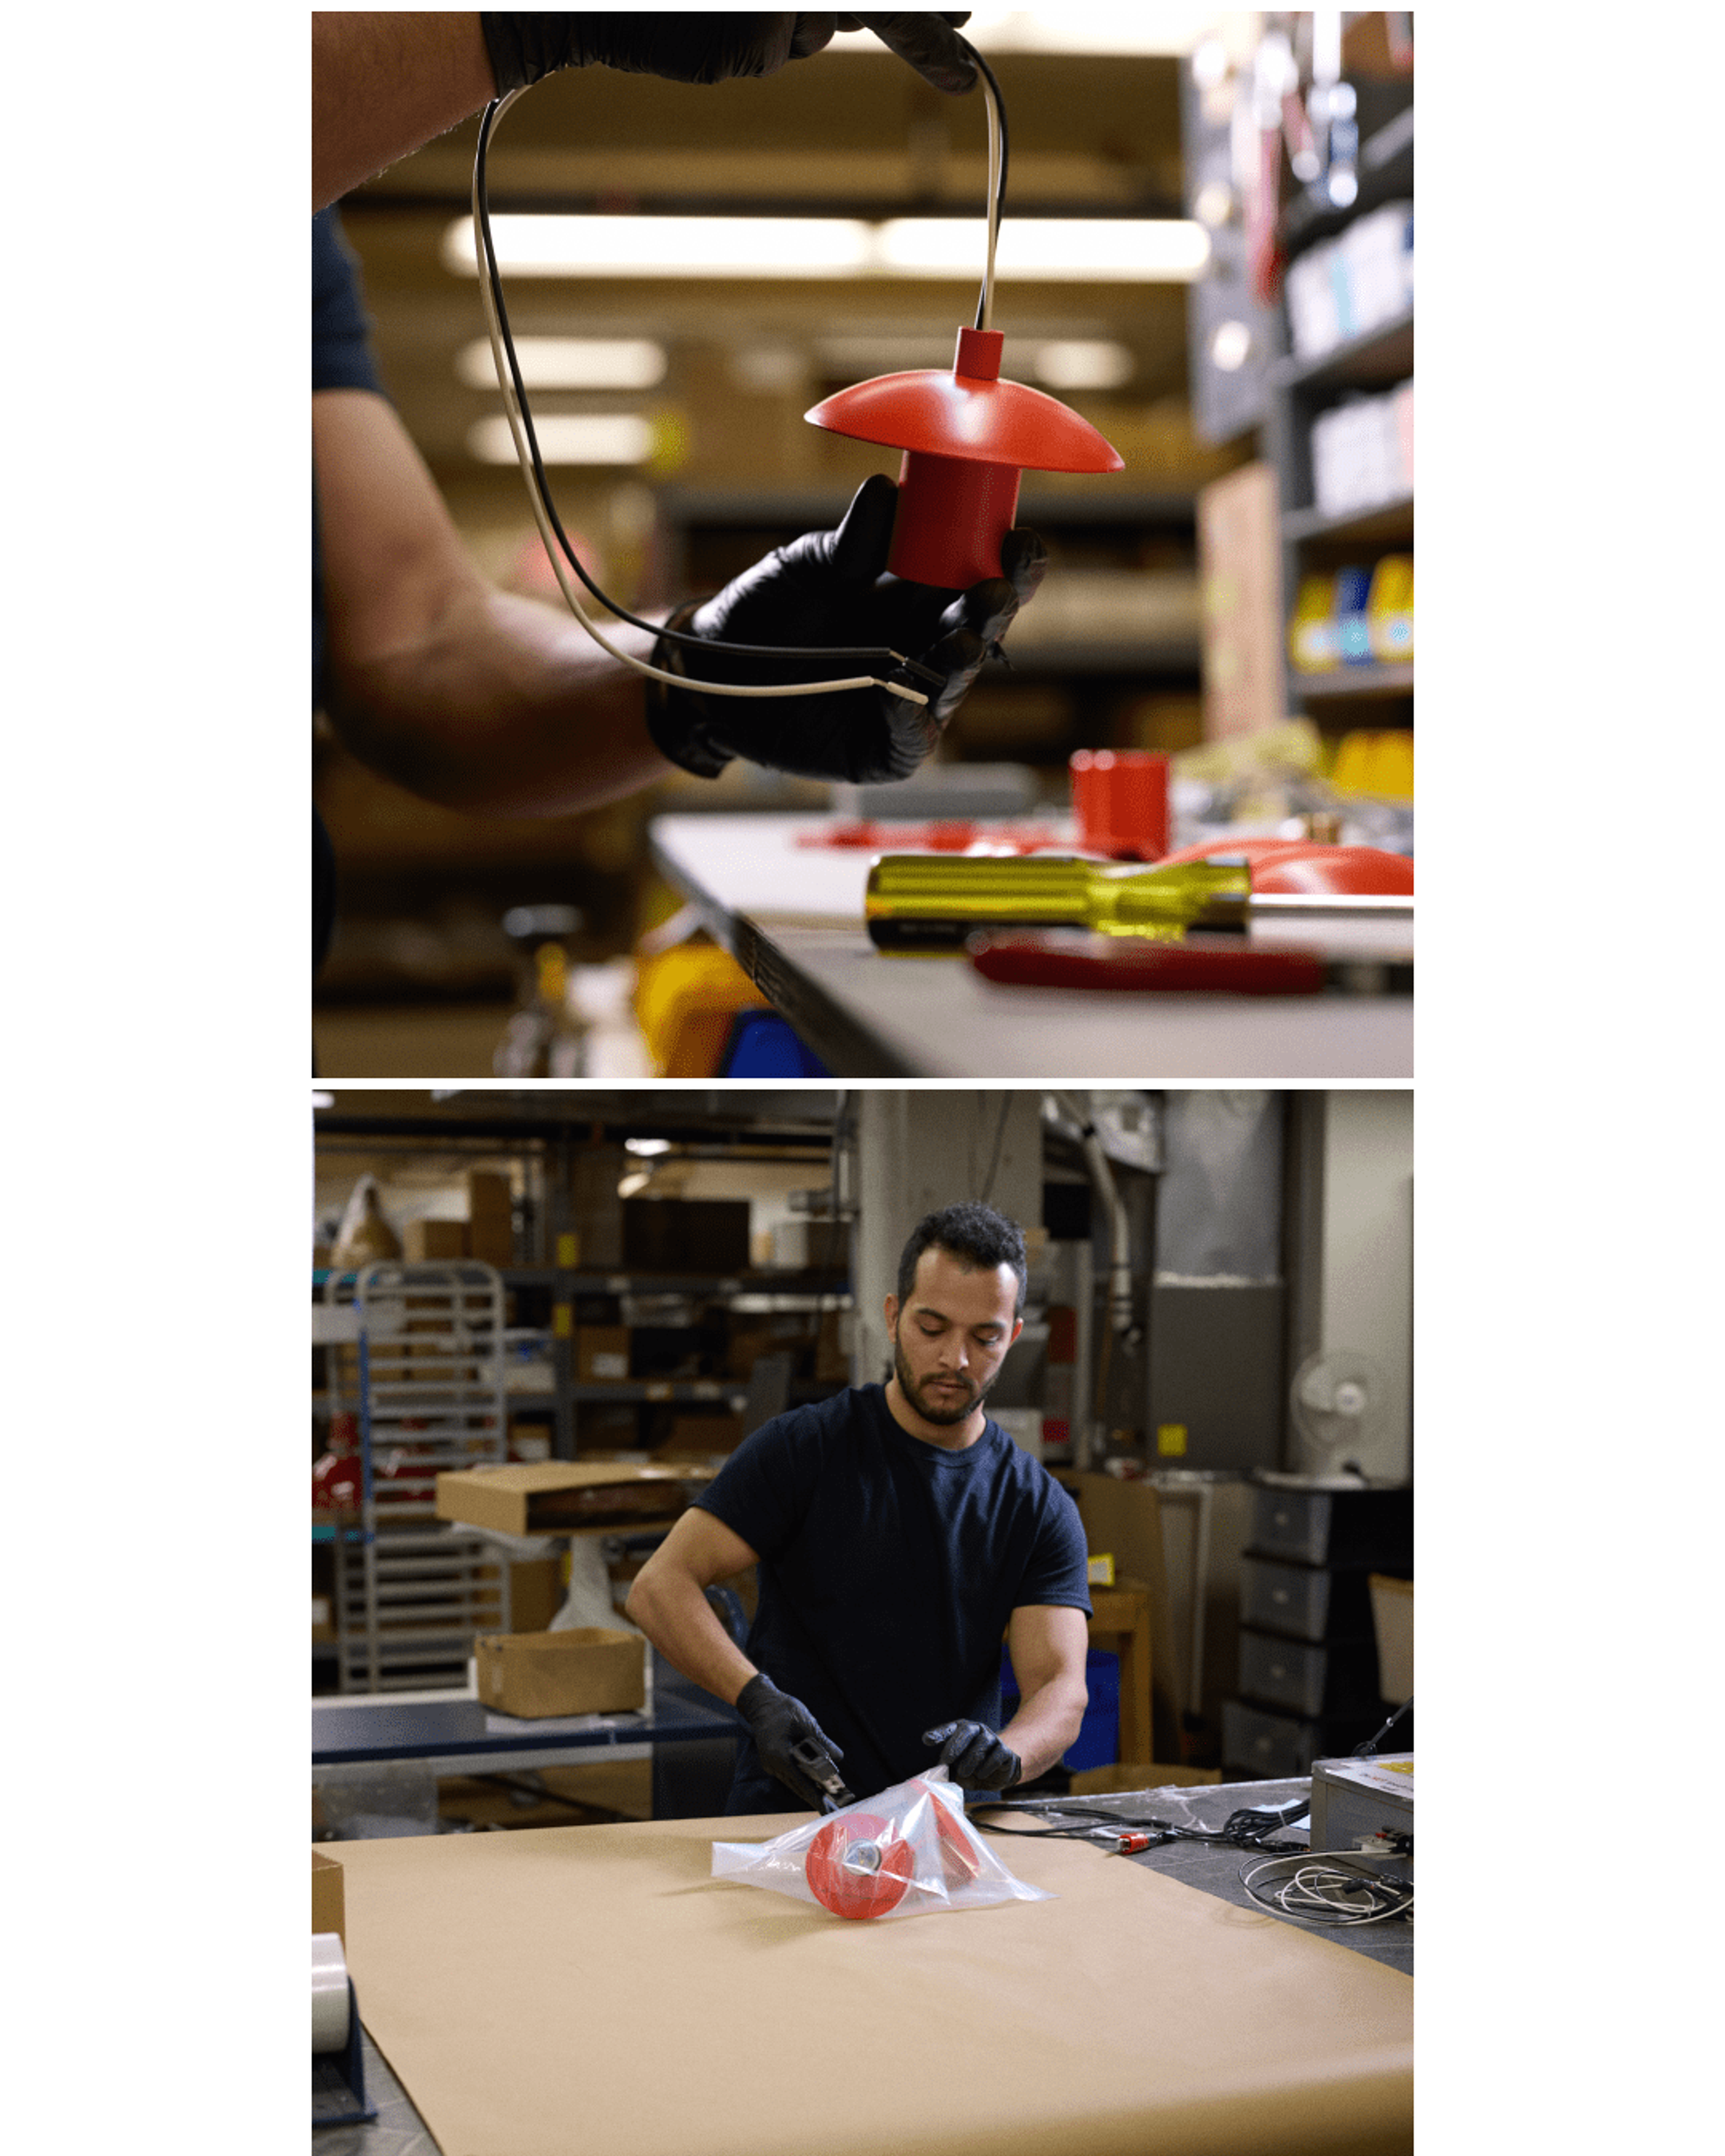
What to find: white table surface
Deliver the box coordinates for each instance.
[649,813,1412,1081]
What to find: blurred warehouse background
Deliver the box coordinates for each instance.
[313,11,1414,1075]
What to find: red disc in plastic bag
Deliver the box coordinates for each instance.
[805,1813,914,1920]
[932,1792,983,1890]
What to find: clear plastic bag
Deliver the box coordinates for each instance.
[712,1767,1053,1921]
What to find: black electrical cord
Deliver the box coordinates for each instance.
[1353,1696,1412,1757]
[975,1797,1309,1854]
[471,28,1007,684]
[967,41,1009,331]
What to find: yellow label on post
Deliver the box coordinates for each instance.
[556,1233,579,1268]
[1156,1423,1188,1457]
[553,1303,573,1339]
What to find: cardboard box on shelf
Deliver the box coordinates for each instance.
[568,1147,628,1270]
[312,1850,345,1941]
[467,1215,514,1268]
[659,1412,747,1458]
[476,1627,646,1719]
[576,1326,631,1383]
[404,1219,469,1262]
[770,1219,848,1270]
[436,1460,699,1538]
[727,1310,812,1380]
[465,1171,513,1221]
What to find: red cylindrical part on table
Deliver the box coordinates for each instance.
[889,449,1023,589]
[1069,748,1169,860]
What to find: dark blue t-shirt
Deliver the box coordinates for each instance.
[695,1383,1091,1810]
[312,207,385,969]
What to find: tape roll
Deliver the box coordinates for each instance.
[805,1812,913,1919]
[312,1931,351,2054]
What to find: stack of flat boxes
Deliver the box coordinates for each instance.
[1222,1484,1412,1778]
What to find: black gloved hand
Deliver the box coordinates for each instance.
[923,1719,1022,1792]
[646,474,1046,784]
[482,14,976,95]
[737,1672,848,1808]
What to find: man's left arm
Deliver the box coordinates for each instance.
[997,1603,1090,1784]
[924,1602,1088,1790]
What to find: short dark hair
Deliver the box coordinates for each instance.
[896,1203,1028,1316]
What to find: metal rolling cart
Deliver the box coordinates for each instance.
[322,1261,514,1693]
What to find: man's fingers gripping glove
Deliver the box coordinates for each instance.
[482,15,975,94]
[923,1719,1022,1792]
[737,1673,848,1809]
[645,473,1047,785]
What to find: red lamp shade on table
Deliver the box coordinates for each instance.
[805,325,1124,590]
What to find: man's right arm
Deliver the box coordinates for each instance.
[314,13,496,211]
[625,1507,763,1705]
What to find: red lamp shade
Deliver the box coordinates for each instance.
[805,325,1123,589]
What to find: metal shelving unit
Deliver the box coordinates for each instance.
[1181,34,1414,749]
[1263,123,1415,740]
[314,1101,859,1690]
[322,1261,513,1693]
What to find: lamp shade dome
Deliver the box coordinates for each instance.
[805,326,1123,588]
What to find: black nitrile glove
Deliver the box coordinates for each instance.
[923,1719,1022,1792]
[646,474,1047,784]
[482,14,976,95]
[737,1673,848,1808]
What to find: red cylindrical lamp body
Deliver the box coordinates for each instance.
[888,451,1022,588]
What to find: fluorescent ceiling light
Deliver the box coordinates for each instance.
[456,336,666,389]
[467,413,654,465]
[876,218,1209,281]
[813,334,1132,388]
[624,1137,673,1156]
[1028,339,1136,389]
[448,216,872,278]
[447,215,1207,284]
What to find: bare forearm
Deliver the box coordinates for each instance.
[625,1567,758,1708]
[314,12,497,209]
[326,584,676,816]
[1000,1677,1088,1785]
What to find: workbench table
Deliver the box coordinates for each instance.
[317,1775,1411,2156]
[648,812,1412,1079]
[312,1669,738,1779]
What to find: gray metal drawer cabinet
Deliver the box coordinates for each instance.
[1249,1485,1412,1569]
[1221,1698,1385,1780]
[1239,1554,1379,1641]
[1238,1626,1382,1719]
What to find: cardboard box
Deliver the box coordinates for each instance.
[466,1171,513,1221]
[568,1147,627,1270]
[1368,1573,1413,1701]
[404,1219,469,1262]
[476,1627,646,1719]
[576,1325,631,1383]
[660,1412,746,1459]
[770,1219,848,1270]
[467,1214,514,1268]
[313,1849,345,1942]
[436,1460,697,1538]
